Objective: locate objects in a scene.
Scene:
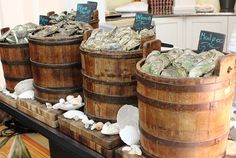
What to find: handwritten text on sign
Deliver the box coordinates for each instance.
[39,15,49,26]
[76,4,92,23]
[133,13,152,31]
[197,30,225,52]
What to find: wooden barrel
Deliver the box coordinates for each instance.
[29,36,83,103]
[80,31,155,122]
[136,40,236,158]
[0,43,32,92]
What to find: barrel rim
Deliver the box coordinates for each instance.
[136,58,233,85]
[0,42,28,48]
[28,35,83,44]
[80,41,143,59]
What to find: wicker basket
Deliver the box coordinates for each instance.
[148,0,173,15]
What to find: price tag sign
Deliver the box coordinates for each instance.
[197,30,225,52]
[87,1,97,11]
[76,4,93,23]
[133,13,152,32]
[39,15,49,26]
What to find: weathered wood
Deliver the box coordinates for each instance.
[80,35,157,122]
[58,115,123,158]
[17,99,63,128]
[136,40,236,158]
[0,92,17,108]
[0,43,32,92]
[29,36,83,103]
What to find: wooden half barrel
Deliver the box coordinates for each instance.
[80,31,156,122]
[29,36,83,103]
[136,40,236,158]
[0,43,32,92]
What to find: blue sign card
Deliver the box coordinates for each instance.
[76,4,93,23]
[133,13,153,32]
[197,30,225,52]
[39,15,49,26]
[87,1,97,11]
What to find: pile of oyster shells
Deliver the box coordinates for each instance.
[82,27,155,52]
[30,21,92,38]
[142,49,224,78]
[0,23,38,44]
[49,10,77,24]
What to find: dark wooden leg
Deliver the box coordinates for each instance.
[49,139,78,158]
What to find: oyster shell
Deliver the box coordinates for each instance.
[63,110,85,120]
[189,60,215,77]
[101,122,119,135]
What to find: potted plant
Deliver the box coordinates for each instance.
[220,0,236,12]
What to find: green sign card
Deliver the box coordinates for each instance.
[133,13,152,32]
[76,4,93,23]
[39,15,49,26]
[197,30,225,52]
[87,1,97,11]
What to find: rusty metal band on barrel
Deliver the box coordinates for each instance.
[137,92,233,111]
[83,89,137,105]
[81,71,137,86]
[139,126,229,148]
[136,73,230,92]
[33,83,82,94]
[85,112,117,123]
[30,59,81,68]
[4,76,32,81]
[29,38,82,46]
[0,43,28,48]
[140,145,226,158]
[1,59,30,65]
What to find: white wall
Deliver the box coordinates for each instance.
[0,0,106,28]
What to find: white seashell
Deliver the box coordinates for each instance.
[59,98,65,104]
[58,103,82,111]
[84,123,90,129]
[122,146,131,152]
[63,110,85,120]
[117,105,139,130]
[130,145,142,156]
[230,121,236,129]
[128,145,142,156]
[119,125,140,146]
[69,95,82,105]
[8,92,18,100]
[18,90,34,100]
[101,122,119,135]
[46,102,53,109]
[3,90,10,95]
[52,103,63,110]
[88,119,94,125]
[0,83,6,91]
[90,124,96,130]
[14,79,33,95]
[66,95,74,102]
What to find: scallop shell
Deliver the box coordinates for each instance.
[14,79,33,95]
[129,145,142,156]
[117,105,139,130]
[0,83,6,92]
[119,125,140,146]
[58,103,83,111]
[18,90,34,100]
[63,110,85,120]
